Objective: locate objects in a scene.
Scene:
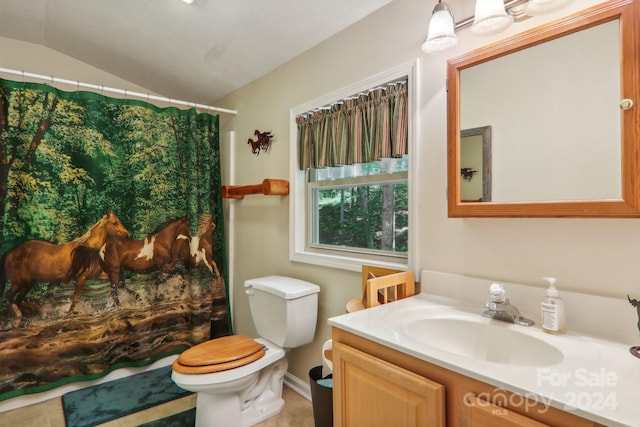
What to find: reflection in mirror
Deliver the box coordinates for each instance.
[460,20,620,202]
[447,0,640,217]
[460,126,491,203]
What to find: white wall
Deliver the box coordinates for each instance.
[0,37,154,96]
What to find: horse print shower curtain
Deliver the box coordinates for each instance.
[0,77,230,401]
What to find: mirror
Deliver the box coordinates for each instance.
[447,0,640,217]
[460,126,491,203]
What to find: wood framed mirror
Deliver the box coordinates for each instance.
[447,0,639,217]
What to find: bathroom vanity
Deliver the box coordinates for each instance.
[328,271,640,427]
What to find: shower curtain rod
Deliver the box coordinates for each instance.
[0,67,237,115]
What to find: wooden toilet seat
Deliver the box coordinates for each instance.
[172,335,266,374]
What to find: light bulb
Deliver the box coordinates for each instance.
[471,0,513,35]
[422,1,458,54]
[524,0,572,16]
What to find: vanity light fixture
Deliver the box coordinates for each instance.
[421,1,458,54]
[422,0,573,54]
[471,0,513,35]
[524,0,572,15]
[182,0,197,4]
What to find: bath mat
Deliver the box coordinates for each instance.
[62,365,191,427]
[139,408,196,427]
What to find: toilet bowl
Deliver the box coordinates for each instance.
[171,276,320,427]
[172,337,287,426]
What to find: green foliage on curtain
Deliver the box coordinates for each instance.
[0,77,230,401]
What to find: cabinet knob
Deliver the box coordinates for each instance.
[620,99,634,110]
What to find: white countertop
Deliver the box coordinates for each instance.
[329,291,640,427]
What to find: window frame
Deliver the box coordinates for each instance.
[289,60,420,272]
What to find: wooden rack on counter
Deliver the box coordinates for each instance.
[221,179,289,200]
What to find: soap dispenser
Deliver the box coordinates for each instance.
[541,277,566,334]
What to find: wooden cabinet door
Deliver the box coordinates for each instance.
[333,342,445,427]
[467,394,551,427]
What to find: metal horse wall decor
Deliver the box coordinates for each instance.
[247,130,273,155]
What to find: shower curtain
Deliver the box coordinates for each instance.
[0,77,230,401]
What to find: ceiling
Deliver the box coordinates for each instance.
[0,0,392,106]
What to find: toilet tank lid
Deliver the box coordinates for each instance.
[244,275,320,299]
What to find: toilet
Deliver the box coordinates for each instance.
[171,275,320,427]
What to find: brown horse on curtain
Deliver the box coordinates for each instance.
[99,216,191,306]
[187,214,220,277]
[0,210,130,319]
[67,245,109,313]
[171,213,223,293]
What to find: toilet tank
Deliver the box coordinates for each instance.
[244,276,320,348]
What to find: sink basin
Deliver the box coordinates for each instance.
[390,311,564,366]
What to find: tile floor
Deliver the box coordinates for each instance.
[1,398,66,427]
[0,385,314,427]
[255,386,314,427]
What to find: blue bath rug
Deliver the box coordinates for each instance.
[139,408,196,427]
[62,365,192,427]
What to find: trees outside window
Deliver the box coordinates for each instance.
[309,159,408,258]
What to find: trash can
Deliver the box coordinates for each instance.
[309,365,333,427]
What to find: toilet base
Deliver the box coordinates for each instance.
[194,391,284,427]
[191,357,288,427]
[195,390,284,427]
[241,389,285,426]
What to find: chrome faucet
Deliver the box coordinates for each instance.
[482,283,534,326]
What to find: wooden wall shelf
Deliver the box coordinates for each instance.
[221,179,289,200]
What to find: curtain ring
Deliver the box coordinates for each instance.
[123,89,128,101]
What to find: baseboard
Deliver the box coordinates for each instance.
[283,372,311,401]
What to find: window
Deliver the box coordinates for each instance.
[309,158,408,257]
[289,61,418,271]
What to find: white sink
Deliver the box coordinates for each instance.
[389,309,564,366]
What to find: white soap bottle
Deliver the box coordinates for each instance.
[541,277,566,334]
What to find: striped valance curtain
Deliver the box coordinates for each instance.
[297,80,408,170]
